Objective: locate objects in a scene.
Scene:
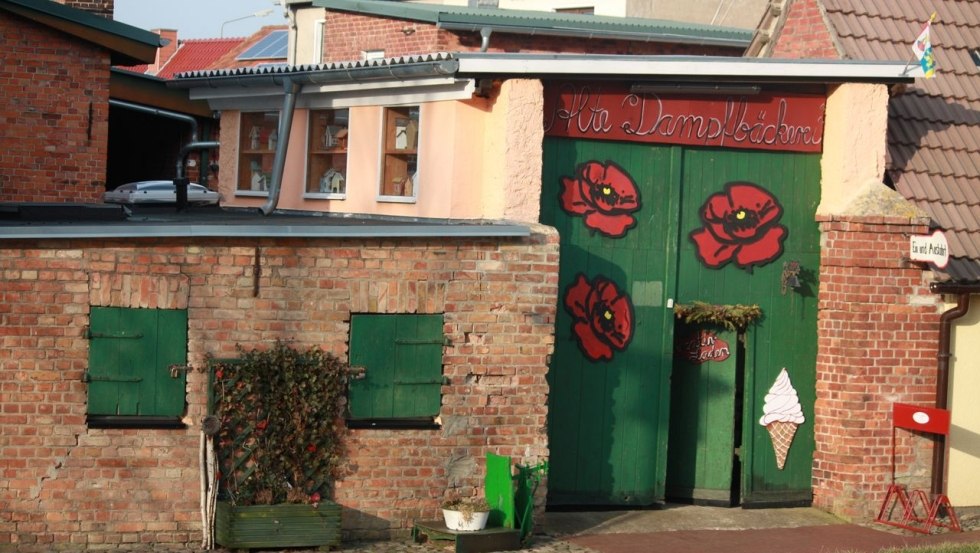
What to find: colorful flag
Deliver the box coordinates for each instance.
[912,12,937,78]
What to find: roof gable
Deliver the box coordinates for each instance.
[0,0,161,64]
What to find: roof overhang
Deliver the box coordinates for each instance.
[452,53,921,85]
[171,52,918,110]
[0,0,161,65]
[111,69,214,118]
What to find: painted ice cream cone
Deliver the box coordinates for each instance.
[766,420,798,470]
[759,368,805,471]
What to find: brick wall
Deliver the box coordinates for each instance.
[323,11,739,62]
[813,215,942,521]
[54,0,114,19]
[0,227,559,547]
[770,0,840,59]
[0,14,110,203]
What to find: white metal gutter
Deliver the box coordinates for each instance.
[452,53,922,83]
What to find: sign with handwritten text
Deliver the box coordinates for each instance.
[543,82,826,153]
[677,329,731,365]
[909,229,949,268]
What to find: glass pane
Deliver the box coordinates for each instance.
[238,111,279,192]
[307,109,349,195]
[381,106,419,198]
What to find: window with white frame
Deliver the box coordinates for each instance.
[312,19,325,63]
[307,108,349,196]
[379,106,419,200]
[238,111,279,193]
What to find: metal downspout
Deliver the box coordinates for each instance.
[260,78,302,215]
[480,27,492,52]
[931,290,970,495]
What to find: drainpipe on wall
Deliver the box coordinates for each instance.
[927,281,973,496]
[109,99,201,141]
[260,78,302,216]
[480,26,492,52]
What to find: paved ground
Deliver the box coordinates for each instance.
[332,504,980,553]
[41,504,980,552]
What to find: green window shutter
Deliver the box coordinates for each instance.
[349,314,443,419]
[87,307,187,416]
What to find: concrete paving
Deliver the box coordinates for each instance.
[543,504,980,553]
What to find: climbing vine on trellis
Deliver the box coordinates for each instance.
[210,340,356,506]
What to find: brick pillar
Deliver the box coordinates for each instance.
[813,214,943,521]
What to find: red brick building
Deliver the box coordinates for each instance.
[2,0,962,549]
[0,0,157,203]
[752,0,980,519]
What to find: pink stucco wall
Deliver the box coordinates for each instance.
[217,79,543,223]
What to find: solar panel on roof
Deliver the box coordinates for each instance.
[237,30,288,61]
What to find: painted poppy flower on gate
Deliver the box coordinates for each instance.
[564,273,635,362]
[559,160,641,238]
[690,182,787,271]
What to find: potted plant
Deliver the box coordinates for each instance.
[207,340,355,549]
[441,497,492,532]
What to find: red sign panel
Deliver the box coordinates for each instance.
[676,329,731,365]
[893,403,951,436]
[543,82,826,153]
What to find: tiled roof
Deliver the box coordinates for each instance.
[821,0,980,282]
[155,38,242,79]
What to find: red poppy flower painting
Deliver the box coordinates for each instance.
[690,182,787,270]
[564,273,635,362]
[560,160,641,238]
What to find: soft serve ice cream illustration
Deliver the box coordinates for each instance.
[759,368,805,470]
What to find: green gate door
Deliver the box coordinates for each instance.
[666,322,740,505]
[543,139,818,507]
[542,138,681,505]
[673,147,819,507]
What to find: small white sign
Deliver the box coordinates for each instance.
[910,230,949,268]
[912,411,931,425]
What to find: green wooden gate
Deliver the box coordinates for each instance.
[542,139,819,507]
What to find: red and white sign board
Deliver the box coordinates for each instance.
[543,82,827,153]
[893,403,950,436]
[909,230,949,268]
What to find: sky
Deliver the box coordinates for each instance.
[114,0,289,39]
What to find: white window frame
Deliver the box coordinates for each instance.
[312,19,325,64]
[376,105,420,204]
[303,108,349,201]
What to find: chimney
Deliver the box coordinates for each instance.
[53,0,114,19]
[148,29,180,75]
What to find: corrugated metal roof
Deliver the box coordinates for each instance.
[174,51,456,80]
[172,51,915,85]
[313,0,753,48]
[819,0,980,283]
